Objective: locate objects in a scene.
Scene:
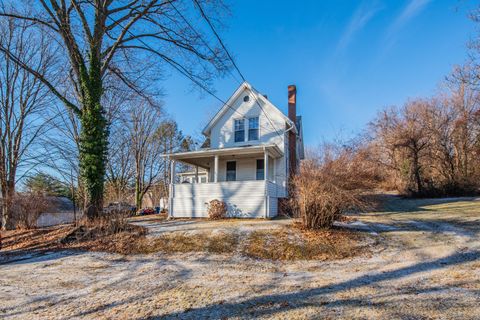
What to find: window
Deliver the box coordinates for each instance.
[256,159,264,180]
[248,117,259,141]
[200,177,207,183]
[234,119,245,142]
[226,161,236,181]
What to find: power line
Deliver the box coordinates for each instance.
[169,1,242,85]
[192,0,246,83]
[191,0,286,139]
[94,2,287,138]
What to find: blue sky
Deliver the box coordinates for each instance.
[163,0,477,146]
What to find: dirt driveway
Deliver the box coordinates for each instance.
[1,197,479,319]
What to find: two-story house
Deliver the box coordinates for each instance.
[167,82,304,218]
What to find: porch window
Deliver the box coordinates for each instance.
[248,117,259,141]
[226,161,236,181]
[256,159,264,180]
[234,119,245,142]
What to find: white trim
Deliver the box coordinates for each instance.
[225,160,237,182]
[247,116,260,142]
[168,144,283,160]
[264,150,269,181]
[202,81,296,136]
[233,117,246,143]
[214,155,219,183]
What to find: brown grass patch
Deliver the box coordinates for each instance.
[128,232,239,255]
[1,220,371,261]
[242,226,369,261]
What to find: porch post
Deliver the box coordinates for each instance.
[214,155,219,183]
[169,160,176,218]
[264,151,269,181]
[195,165,199,183]
[273,157,276,183]
[264,150,270,218]
[170,160,176,184]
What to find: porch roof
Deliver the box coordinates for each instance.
[168,144,283,169]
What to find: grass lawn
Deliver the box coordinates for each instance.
[1,196,479,319]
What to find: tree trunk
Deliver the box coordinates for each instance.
[135,175,142,210]
[79,69,108,220]
[1,181,15,230]
[412,148,423,195]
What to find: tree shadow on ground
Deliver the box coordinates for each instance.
[0,250,84,266]
[0,252,195,318]
[153,250,479,319]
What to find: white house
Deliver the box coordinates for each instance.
[167,82,304,218]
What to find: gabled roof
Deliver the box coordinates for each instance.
[202,81,296,136]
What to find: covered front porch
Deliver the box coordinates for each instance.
[168,145,283,218]
[169,144,283,184]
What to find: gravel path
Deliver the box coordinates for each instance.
[1,197,479,319]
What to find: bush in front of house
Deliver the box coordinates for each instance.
[207,199,227,220]
[290,144,379,229]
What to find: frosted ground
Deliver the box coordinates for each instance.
[1,197,479,319]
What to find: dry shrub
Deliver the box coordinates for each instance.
[290,144,378,229]
[11,192,55,229]
[61,210,145,244]
[207,199,227,219]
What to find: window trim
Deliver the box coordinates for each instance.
[226,161,236,181]
[248,116,260,141]
[233,118,245,143]
[256,158,265,180]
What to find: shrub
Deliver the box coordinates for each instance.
[290,144,378,229]
[11,192,54,229]
[207,199,227,219]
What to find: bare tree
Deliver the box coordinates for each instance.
[105,123,133,205]
[0,0,230,219]
[156,119,185,201]
[0,18,54,230]
[370,101,433,196]
[123,103,164,209]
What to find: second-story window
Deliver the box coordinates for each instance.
[234,119,245,142]
[248,117,259,141]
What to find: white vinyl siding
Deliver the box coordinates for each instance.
[208,88,288,196]
[171,180,276,218]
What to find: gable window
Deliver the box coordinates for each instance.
[256,159,264,180]
[248,117,259,141]
[234,119,245,142]
[226,161,236,181]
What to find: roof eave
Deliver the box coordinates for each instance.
[202,81,251,136]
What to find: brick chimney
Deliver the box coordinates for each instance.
[288,85,297,176]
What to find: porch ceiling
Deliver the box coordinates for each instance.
[168,144,283,169]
